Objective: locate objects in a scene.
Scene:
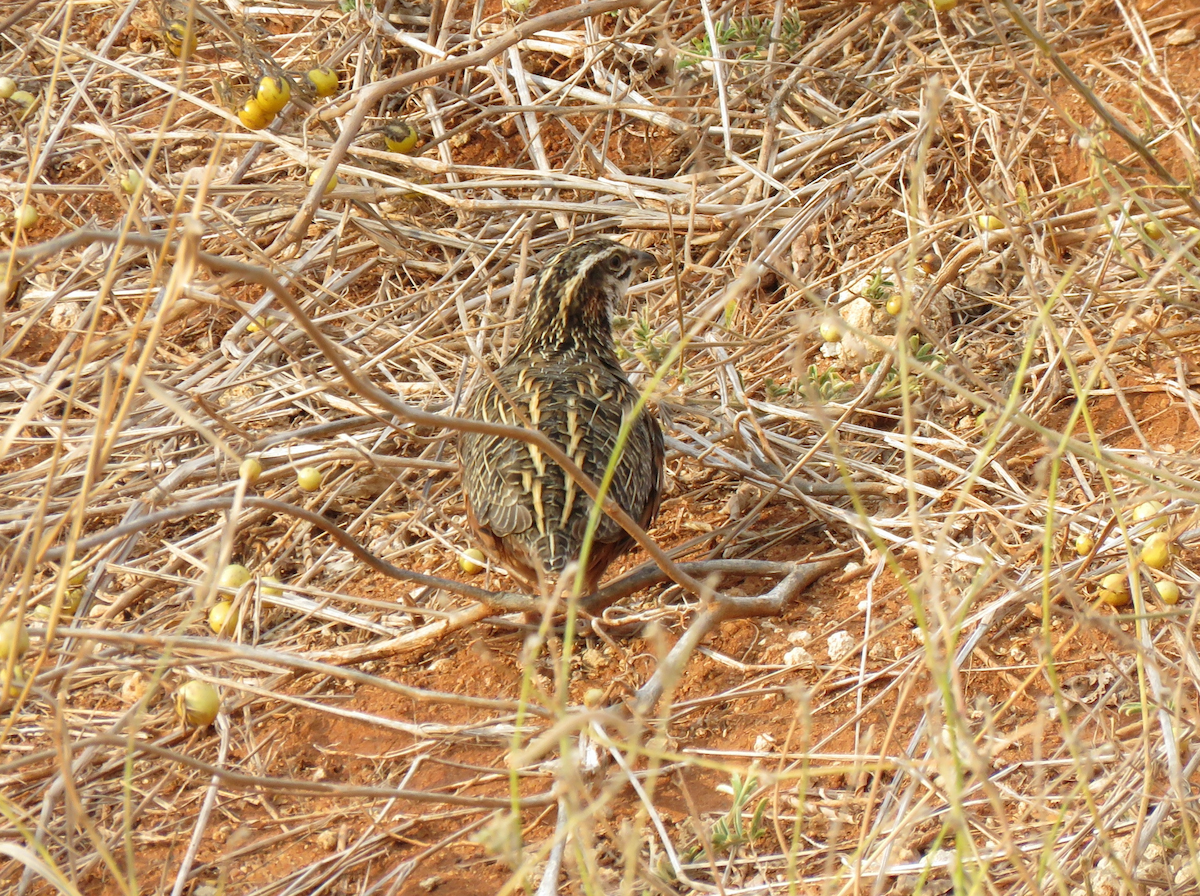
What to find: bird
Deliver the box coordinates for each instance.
[459,238,664,596]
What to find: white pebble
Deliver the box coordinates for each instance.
[827,630,855,663]
[782,646,815,668]
[753,733,776,752]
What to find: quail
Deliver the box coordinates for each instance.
[459,238,664,595]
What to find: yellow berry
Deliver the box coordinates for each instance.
[931,0,957,9]
[305,66,339,98]
[1144,219,1166,240]
[308,169,338,194]
[1156,581,1182,605]
[208,600,241,634]
[1132,500,1168,528]
[8,89,37,108]
[2,665,28,698]
[1074,534,1095,556]
[238,97,272,129]
[218,563,252,590]
[176,680,220,726]
[977,214,1004,232]
[459,548,486,575]
[297,466,323,491]
[164,20,197,58]
[239,457,263,486]
[254,75,291,115]
[35,587,82,620]
[885,294,904,316]
[1141,532,1172,570]
[819,321,842,343]
[383,121,420,154]
[15,204,38,230]
[1098,572,1130,606]
[259,576,284,597]
[0,77,16,100]
[64,587,82,614]
[120,168,143,195]
[0,618,31,661]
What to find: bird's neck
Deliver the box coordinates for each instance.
[515,299,617,356]
[514,330,621,367]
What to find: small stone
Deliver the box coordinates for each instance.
[868,641,892,661]
[827,630,855,663]
[782,646,815,668]
[753,732,777,752]
[580,646,606,671]
[724,482,761,520]
[120,672,146,704]
[316,829,337,850]
[49,302,82,330]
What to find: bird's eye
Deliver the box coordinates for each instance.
[604,255,629,277]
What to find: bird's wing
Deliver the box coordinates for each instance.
[459,387,535,539]
[573,391,662,547]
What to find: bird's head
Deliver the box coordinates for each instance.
[517,238,656,353]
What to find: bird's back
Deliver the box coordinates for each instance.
[460,346,662,593]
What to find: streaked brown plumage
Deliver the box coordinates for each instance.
[459,238,663,594]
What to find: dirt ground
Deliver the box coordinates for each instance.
[5,0,1200,894]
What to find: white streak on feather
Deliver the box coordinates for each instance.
[528,445,544,476]
[554,247,609,331]
[532,478,545,534]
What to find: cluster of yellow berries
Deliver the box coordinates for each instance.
[0,83,40,230]
[207,561,282,635]
[154,14,424,195]
[1082,500,1186,607]
[158,13,340,128]
[0,75,36,110]
[234,67,342,130]
[237,74,291,129]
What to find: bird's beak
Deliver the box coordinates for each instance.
[631,248,657,272]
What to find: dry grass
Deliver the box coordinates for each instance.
[4,0,1200,893]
